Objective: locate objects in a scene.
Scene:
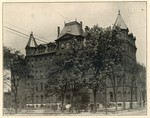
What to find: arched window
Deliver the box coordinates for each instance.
[66,43,70,49]
[36,95,39,102]
[41,95,43,103]
[110,92,113,102]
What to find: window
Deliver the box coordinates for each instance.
[61,43,64,49]
[67,28,72,32]
[41,95,43,102]
[118,103,122,107]
[66,43,70,49]
[40,71,43,78]
[41,83,44,91]
[40,58,42,63]
[36,86,38,91]
[41,104,44,108]
[31,61,33,65]
[36,95,39,102]
[110,92,113,102]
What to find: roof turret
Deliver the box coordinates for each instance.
[26,32,38,48]
[113,10,128,30]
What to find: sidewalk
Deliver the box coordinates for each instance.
[4,107,146,116]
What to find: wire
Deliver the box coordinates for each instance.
[4,26,29,37]
[5,22,50,41]
[3,7,70,42]
[4,26,48,43]
[5,22,30,34]
[3,7,71,43]
[4,29,41,44]
[4,29,29,39]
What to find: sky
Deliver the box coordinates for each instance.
[3,2,146,66]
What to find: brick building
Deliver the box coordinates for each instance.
[105,11,137,109]
[23,20,84,108]
[11,11,139,109]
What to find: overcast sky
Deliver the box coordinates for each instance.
[3,2,146,65]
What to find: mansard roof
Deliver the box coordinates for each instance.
[113,10,128,30]
[26,32,38,48]
[57,21,83,40]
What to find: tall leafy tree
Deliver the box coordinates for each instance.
[127,63,146,109]
[3,46,27,113]
[103,27,125,112]
[84,25,125,113]
[45,53,70,112]
[45,40,87,113]
[83,25,112,113]
[137,64,146,107]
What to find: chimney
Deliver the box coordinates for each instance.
[57,26,60,37]
[80,21,82,29]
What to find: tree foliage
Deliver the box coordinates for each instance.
[3,46,27,113]
[45,25,146,113]
[3,46,24,70]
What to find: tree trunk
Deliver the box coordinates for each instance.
[112,71,118,112]
[142,91,145,107]
[49,96,51,109]
[105,88,108,114]
[130,87,133,109]
[93,89,97,113]
[122,75,126,110]
[139,92,142,107]
[14,94,18,113]
[114,91,118,112]
[61,94,65,113]
[70,92,74,113]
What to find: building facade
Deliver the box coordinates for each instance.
[11,11,139,109]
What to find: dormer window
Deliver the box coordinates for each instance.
[67,28,72,33]
[66,42,70,49]
[61,43,64,49]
